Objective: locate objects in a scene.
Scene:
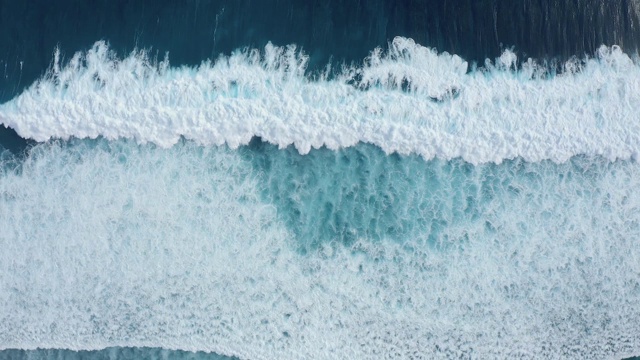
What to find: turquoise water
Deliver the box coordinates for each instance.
[243,138,609,252]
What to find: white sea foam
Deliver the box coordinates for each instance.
[1,141,640,359]
[1,38,640,164]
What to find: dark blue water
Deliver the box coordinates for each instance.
[3,0,640,153]
[0,348,235,360]
[2,0,640,104]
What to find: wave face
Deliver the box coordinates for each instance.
[1,39,640,164]
[1,139,640,359]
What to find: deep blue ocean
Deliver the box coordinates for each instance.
[2,1,640,359]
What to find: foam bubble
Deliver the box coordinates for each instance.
[1,140,640,359]
[2,38,640,164]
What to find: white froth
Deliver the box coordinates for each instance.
[1,142,640,359]
[2,38,640,164]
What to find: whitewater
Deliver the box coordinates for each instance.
[1,38,640,359]
[2,37,640,164]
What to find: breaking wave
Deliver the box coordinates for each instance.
[1,37,640,164]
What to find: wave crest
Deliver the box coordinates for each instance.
[1,38,640,164]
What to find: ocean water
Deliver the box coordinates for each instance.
[0,348,236,360]
[2,1,640,359]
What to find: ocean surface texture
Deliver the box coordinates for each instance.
[1,1,640,359]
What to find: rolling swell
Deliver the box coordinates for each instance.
[2,0,640,103]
